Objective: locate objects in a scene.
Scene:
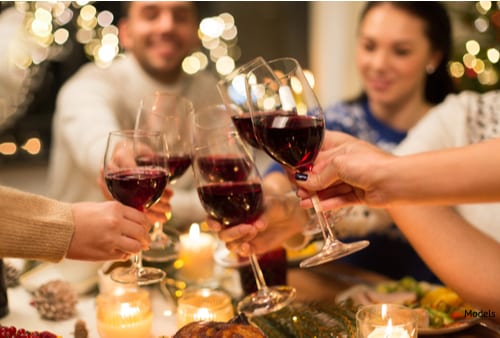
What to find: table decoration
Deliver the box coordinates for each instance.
[31,280,77,321]
[356,303,417,338]
[95,288,153,338]
[176,288,234,329]
[177,223,216,283]
[249,300,357,337]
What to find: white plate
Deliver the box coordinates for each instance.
[20,260,102,295]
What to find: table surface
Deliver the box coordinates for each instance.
[1,262,499,337]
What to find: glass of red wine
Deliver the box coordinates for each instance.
[245,57,370,268]
[103,130,168,285]
[192,130,296,316]
[217,57,268,150]
[134,92,194,263]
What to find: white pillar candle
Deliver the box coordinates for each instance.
[177,223,216,282]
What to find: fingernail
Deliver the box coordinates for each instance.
[295,172,308,181]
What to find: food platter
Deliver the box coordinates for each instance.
[335,279,480,336]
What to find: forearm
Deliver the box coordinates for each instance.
[0,186,74,262]
[381,139,500,205]
[389,205,500,314]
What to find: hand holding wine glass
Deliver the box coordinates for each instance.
[103,130,168,285]
[192,130,295,316]
[245,57,369,268]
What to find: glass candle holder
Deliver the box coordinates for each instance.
[96,289,153,338]
[356,304,418,338]
[176,288,234,329]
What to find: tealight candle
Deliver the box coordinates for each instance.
[96,289,153,338]
[176,288,234,329]
[356,304,417,338]
[177,223,216,283]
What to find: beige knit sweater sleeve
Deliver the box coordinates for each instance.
[0,185,74,262]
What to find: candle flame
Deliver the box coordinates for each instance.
[189,223,201,239]
[385,318,393,337]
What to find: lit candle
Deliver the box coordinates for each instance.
[356,304,417,338]
[176,288,234,329]
[367,319,411,338]
[96,289,153,338]
[177,223,216,282]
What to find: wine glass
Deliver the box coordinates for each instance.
[103,129,168,285]
[192,130,296,316]
[245,57,369,268]
[135,92,194,263]
[217,57,268,150]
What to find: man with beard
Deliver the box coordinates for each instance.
[48,2,219,226]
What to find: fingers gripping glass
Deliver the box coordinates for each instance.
[103,130,168,285]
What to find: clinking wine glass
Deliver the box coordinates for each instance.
[245,57,369,268]
[134,92,194,262]
[103,130,168,285]
[192,131,296,316]
[217,57,268,150]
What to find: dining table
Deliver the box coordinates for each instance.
[1,261,499,337]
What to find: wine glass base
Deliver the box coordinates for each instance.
[299,240,369,268]
[110,266,166,286]
[237,285,296,317]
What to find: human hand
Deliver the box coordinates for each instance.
[66,201,151,261]
[295,131,394,210]
[206,192,307,256]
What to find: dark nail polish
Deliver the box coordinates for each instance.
[295,172,308,181]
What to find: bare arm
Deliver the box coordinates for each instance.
[296,132,500,209]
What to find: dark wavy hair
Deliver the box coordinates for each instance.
[358,1,456,104]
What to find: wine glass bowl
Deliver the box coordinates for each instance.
[192,130,296,316]
[103,130,168,285]
[245,57,369,268]
[135,92,194,262]
[217,57,268,150]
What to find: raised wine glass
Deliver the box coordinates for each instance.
[245,57,370,268]
[217,57,268,150]
[135,92,194,263]
[103,130,168,285]
[192,130,296,316]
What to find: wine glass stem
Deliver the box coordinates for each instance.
[133,251,143,271]
[311,192,337,243]
[249,253,268,291]
[152,221,163,239]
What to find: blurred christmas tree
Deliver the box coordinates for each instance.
[446,1,500,92]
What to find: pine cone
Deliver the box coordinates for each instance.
[4,261,20,287]
[32,280,78,321]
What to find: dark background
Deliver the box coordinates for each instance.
[0,1,309,165]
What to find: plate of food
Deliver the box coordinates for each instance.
[336,277,480,335]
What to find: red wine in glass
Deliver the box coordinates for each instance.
[231,114,262,149]
[253,112,324,172]
[197,182,263,228]
[105,168,168,211]
[196,155,252,182]
[136,154,192,182]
